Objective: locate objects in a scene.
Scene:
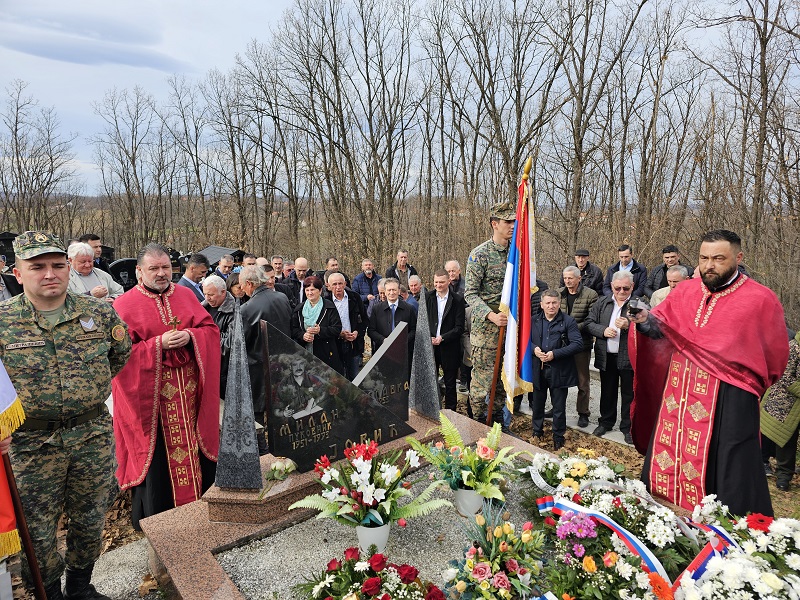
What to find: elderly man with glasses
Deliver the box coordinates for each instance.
[585,270,636,443]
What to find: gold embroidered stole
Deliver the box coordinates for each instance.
[648,352,720,511]
[159,360,203,507]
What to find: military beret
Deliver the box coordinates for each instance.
[490,201,516,220]
[13,231,67,260]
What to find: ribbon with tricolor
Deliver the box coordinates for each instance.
[538,496,671,583]
[0,358,22,557]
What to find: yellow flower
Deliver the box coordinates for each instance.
[499,590,511,599]
[502,522,513,535]
[494,526,503,538]
[560,478,579,492]
[582,555,597,573]
[342,594,360,600]
[455,581,467,593]
[475,514,486,526]
[577,447,596,458]
[466,559,474,570]
[479,580,490,591]
[521,532,532,543]
[569,462,588,477]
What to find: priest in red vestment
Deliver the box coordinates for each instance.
[112,243,221,529]
[630,230,788,516]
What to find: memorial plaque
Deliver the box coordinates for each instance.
[109,258,138,291]
[353,325,410,422]
[408,286,441,419]
[264,322,414,472]
[215,303,262,489]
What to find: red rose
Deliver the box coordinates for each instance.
[344,547,360,561]
[326,558,340,572]
[396,564,419,584]
[397,518,407,527]
[361,576,382,596]
[544,516,556,527]
[425,585,445,600]
[379,595,390,600]
[572,493,583,504]
[369,553,388,572]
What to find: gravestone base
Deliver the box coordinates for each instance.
[204,411,440,524]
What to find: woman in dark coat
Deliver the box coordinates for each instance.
[291,275,344,374]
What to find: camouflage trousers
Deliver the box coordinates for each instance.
[9,429,116,587]
[468,346,508,418]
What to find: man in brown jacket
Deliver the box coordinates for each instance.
[559,265,598,428]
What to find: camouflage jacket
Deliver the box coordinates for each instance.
[465,238,509,348]
[0,292,131,448]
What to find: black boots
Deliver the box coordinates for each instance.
[64,565,111,600]
[44,579,64,600]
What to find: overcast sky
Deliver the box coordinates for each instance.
[0,0,295,192]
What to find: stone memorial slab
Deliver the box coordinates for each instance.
[215,303,262,489]
[109,258,138,291]
[353,324,410,421]
[408,286,441,418]
[264,322,414,472]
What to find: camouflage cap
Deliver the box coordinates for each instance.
[490,200,516,220]
[13,231,67,260]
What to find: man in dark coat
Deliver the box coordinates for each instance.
[203,274,236,399]
[369,277,416,372]
[351,258,382,306]
[558,248,604,295]
[586,270,636,444]
[239,264,292,455]
[644,244,693,298]
[530,289,583,450]
[427,270,465,410]
[328,272,368,380]
[602,244,647,298]
[177,252,210,302]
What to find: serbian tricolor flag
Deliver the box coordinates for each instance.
[0,358,23,557]
[499,157,538,412]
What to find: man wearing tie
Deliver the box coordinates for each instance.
[427,270,465,410]
[368,278,416,370]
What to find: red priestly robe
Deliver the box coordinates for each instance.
[112,283,220,506]
[630,274,788,511]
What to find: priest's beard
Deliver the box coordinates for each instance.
[701,264,737,291]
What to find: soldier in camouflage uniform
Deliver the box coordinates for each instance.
[0,232,131,600]
[465,201,517,426]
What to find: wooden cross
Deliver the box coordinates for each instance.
[168,316,181,331]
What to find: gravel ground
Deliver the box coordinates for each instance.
[217,464,532,600]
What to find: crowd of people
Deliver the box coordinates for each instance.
[0,218,796,599]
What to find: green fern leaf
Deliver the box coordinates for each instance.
[439,412,464,448]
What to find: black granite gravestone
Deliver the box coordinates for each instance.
[408,286,441,419]
[109,258,138,291]
[352,325,410,421]
[264,322,414,472]
[215,302,262,489]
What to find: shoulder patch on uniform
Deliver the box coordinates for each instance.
[468,253,478,262]
[112,324,126,341]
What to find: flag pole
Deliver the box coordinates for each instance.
[2,453,46,600]
[486,156,533,427]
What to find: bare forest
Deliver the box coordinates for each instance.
[2,0,800,322]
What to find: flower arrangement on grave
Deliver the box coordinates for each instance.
[405,413,523,500]
[441,502,546,599]
[520,447,625,500]
[295,546,446,600]
[545,509,675,600]
[288,440,451,528]
[671,494,800,598]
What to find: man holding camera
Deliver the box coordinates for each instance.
[629,230,788,516]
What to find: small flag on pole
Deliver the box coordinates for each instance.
[0,358,23,557]
[499,156,538,412]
